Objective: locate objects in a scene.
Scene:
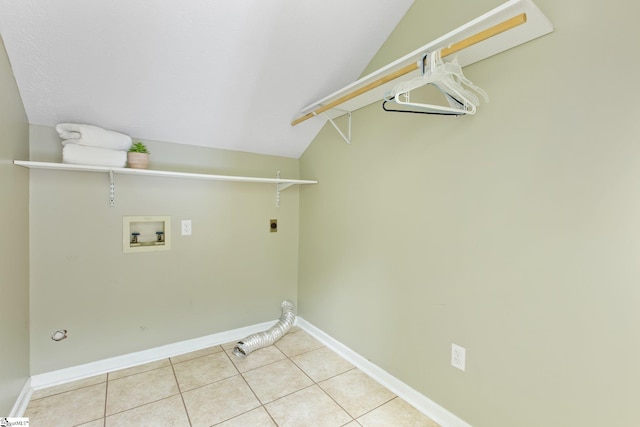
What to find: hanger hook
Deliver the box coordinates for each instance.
[419,51,429,76]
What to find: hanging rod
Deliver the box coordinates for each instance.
[291,13,527,127]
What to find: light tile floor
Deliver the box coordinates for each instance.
[25,327,440,426]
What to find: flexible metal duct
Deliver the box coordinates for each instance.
[233,300,296,358]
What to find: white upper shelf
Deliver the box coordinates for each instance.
[13,161,317,187]
[298,0,553,120]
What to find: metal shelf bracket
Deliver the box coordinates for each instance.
[316,109,352,144]
[276,171,298,207]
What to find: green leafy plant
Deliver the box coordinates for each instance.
[128,141,150,154]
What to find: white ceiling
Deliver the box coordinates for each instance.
[0,0,413,158]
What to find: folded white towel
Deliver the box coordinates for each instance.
[56,123,132,151]
[62,143,127,168]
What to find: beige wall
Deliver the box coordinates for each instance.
[0,35,30,414]
[298,1,639,426]
[29,127,301,374]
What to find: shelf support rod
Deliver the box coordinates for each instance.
[109,170,115,207]
[276,171,282,208]
[291,13,527,127]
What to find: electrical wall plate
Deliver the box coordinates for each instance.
[181,219,192,236]
[270,219,278,233]
[123,216,171,253]
[451,343,466,371]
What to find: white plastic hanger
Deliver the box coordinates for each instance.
[383,49,488,116]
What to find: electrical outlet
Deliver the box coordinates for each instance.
[181,219,192,236]
[451,343,466,371]
[270,219,278,233]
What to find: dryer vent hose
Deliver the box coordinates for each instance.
[233,300,295,358]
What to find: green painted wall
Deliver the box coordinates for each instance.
[298,1,639,426]
[28,127,301,374]
[0,34,30,414]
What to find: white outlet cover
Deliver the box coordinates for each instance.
[451,343,466,371]
[181,220,192,236]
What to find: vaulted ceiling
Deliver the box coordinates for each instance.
[0,0,413,158]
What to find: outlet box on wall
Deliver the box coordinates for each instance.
[451,343,466,371]
[123,216,171,253]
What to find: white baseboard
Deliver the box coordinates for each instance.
[30,320,275,390]
[25,317,470,427]
[9,377,32,417]
[296,317,472,427]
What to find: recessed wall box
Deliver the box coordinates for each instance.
[123,216,171,253]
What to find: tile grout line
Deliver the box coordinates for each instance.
[314,376,358,423]
[99,393,185,419]
[316,369,399,423]
[168,357,194,427]
[280,342,357,425]
[354,395,399,422]
[225,350,287,375]
[172,373,239,395]
[236,333,365,425]
[63,380,110,427]
[288,337,407,424]
[102,373,109,427]
[170,345,226,366]
[237,336,361,426]
[101,359,187,422]
[222,345,279,426]
[228,340,320,425]
[261,382,317,406]
[289,352,358,384]
[223,347,281,426]
[29,378,109,402]
[281,336,400,423]
[107,364,168,382]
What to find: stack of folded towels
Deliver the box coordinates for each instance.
[56,123,132,167]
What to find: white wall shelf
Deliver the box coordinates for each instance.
[14,160,317,207]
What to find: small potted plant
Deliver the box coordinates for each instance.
[127,140,150,169]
